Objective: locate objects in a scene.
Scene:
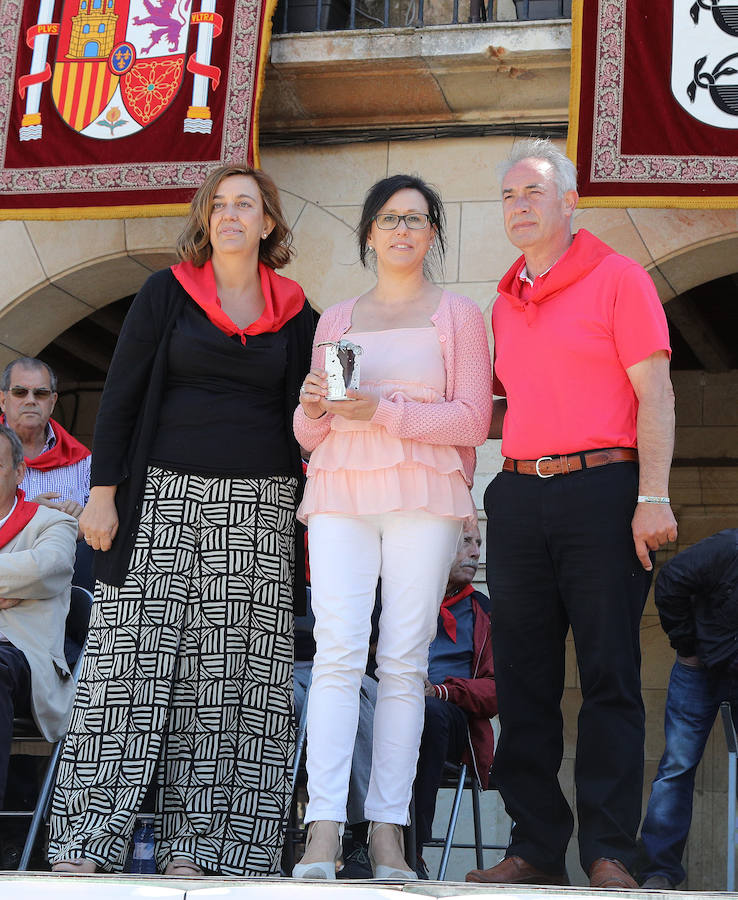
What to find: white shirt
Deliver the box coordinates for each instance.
[20,422,90,508]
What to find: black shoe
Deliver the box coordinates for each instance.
[337,844,372,879]
[415,855,430,880]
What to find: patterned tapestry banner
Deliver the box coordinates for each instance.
[568,0,738,208]
[0,0,276,219]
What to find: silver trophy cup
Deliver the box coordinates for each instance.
[319,339,363,400]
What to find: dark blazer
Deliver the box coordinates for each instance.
[656,528,738,669]
[90,267,314,612]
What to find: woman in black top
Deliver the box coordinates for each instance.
[49,165,313,877]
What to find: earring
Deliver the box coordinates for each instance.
[262,232,268,239]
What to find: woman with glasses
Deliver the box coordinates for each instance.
[48,165,313,878]
[293,174,492,880]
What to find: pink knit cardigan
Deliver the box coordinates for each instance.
[293,291,492,486]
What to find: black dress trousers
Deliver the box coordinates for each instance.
[484,461,651,874]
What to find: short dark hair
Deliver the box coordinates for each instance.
[0,424,25,469]
[1,357,57,393]
[356,174,447,278]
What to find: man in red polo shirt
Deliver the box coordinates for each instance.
[466,139,677,889]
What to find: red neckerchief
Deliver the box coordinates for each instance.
[0,416,91,471]
[496,229,614,325]
[439,583,475,643]
[0,489,38,549]
[170,259,305,345]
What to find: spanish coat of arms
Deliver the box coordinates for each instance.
[17,0,223,140]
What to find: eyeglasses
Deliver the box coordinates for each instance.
[8,387,53,399]
[373,213,430,230]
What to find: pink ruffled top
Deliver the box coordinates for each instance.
[297,327,475,523]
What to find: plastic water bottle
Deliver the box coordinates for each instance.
[128,815,156,874]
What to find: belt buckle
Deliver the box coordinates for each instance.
[535,455,555,478]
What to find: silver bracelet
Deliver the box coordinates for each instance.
[637,495,670,504]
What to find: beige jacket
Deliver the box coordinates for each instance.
[0,505,77,741]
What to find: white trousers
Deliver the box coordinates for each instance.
[304,511,461,825]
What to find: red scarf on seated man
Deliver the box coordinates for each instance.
[0,489,38,548]
[1,416,91,472]
[438,583,476,643]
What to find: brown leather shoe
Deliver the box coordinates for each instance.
[466,855,569,885]
[589,858,638,889]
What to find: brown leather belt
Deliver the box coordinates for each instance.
[503,447,638,478]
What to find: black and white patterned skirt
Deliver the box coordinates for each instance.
[49,467,297,876]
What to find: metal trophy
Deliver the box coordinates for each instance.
[318,339,363,400]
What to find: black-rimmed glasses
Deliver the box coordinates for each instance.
[373,213,430,230]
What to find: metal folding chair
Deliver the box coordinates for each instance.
[281,610,312,876]
[721,701,737,891]
[414,760,511,880]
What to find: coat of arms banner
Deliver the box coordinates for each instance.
[568,0,738,208]
[0,0,275,219]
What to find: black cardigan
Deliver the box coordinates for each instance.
[91,267,314,613]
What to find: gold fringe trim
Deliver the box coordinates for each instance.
[566,0,583,166]
[577,195,738,209]
[252,0,279,169]
[0,202,191,221]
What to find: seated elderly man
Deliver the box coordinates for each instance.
[414,518,497,878]
[0,358,91,588]
[0,424,78,809]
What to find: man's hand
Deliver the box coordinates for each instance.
[626,351,677,571]
[632,502,678,572]
[489,398,507,440]
[32,492,83,519]
[0,598,21,609]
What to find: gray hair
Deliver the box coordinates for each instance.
[0,357,57,393]
[499,139,578,197]
[0,424,26,469]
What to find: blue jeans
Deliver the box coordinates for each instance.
[640,658,722,885]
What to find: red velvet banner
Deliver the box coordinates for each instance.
[0,0,276,219]
[568,0,738,207]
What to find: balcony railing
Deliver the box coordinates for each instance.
[272,0,570,33]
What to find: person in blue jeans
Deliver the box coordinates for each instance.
[640,528,738,889]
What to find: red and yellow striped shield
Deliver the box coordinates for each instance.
[51,61,118,132]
